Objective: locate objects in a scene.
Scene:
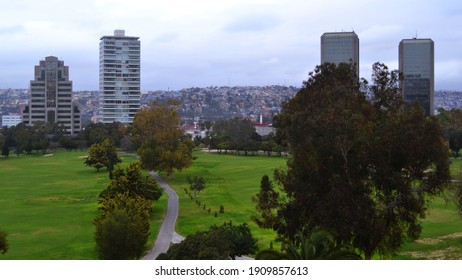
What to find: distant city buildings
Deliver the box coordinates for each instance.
[22,56,81,135]
[2,114,22,128]
[321,31,360,76]
[399,38,435,116]
[99,30,141,124]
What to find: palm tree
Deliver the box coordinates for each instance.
[256,227,361,260]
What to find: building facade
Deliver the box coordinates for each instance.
[2,114,22,128]
[99,30,141,124]
[22,56,81,135]
[399,38,434,116]
[321,31,360,77]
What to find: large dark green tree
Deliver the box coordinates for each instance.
[254,62,450,259]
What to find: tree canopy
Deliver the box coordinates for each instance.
[210,117,261,155]
[93,162,162,259]
[132,101,194,176]
[254,62,451,259]
[158,221,258,260]
[99,161,163,201]
[84,138,121,174]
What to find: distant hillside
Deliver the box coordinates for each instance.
[1,88,462,125]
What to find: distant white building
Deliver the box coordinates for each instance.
[99,30,141,124]
[2,114,22,127]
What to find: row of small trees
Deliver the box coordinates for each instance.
[198,118,288,157]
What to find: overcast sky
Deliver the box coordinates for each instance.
[0,0,461,91]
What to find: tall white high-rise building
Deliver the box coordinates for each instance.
[99,30,140,124]
[22,56,81,135]
[321,31,360,76]
[399,38,434,116]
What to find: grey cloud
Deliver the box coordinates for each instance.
[0,24,25,35]
[224,13,280,33]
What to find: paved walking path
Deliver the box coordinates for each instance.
[143,171,184,260]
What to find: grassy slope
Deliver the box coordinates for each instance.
[163,151,287,250]
[0,151,150,260]
[1,150,460,259]
[394,158,462,259]
[165,152,462,259]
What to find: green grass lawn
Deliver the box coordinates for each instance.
[165,151,462,259]
[163,151,287,251]
[0,150,157,260]
[1,149,461,260]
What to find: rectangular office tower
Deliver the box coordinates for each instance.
[399,38,434,116]
[99,30,141,124]
[321,31,360,76]
[22,56,81,135]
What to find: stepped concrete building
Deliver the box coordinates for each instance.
[321,31,360,76]
[22,56,81,135]
[99,30,141,124]
[399,38,434,116]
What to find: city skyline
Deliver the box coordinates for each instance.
[0,0,461,91]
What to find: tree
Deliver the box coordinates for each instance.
[436,108,462,157]
[94,157,160,260]
[252,175,280,230]
[210,118,261,155]
[254,62,450,259]
[0,229,8,255]
[84,139,121,174]
[133,101,194,176]
[93,192,152,259]
[60,136,78,151]
[31,121,52,154]
[186,176,206,200]
[99,161,163,201]
[210,221,258,259]
[158,221,258,260]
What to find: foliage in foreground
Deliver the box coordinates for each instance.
[256,227,361,260]
[157,221,258,260]
[254,62,451,259]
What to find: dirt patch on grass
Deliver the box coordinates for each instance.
[403,232,462,259]
[29,196,83,202]
[32,227,57,236]
[416,232,462,245]
[405,246,462,260]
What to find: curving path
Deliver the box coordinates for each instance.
[143,171,184,260]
